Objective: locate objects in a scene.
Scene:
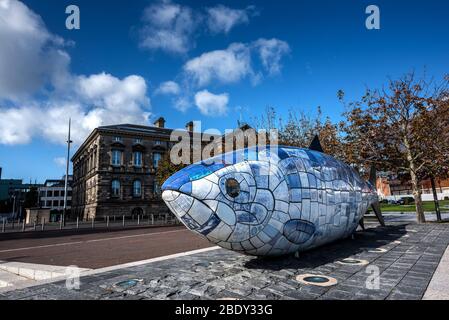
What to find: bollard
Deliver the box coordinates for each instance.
[137,215,140,225]
[22,220,25,232]
[165,214,168,224]
[42,218,45,231]
[107,216,109,228]
[151,214,154,225]
[122,215,125,227]
[76,217,79,229]
[59,218,63,230]
[2,219,5,233]
[114,215,116,222]
[33,221,36,231]
[92,218,95,229]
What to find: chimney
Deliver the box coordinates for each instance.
[185,121,194,132]
[153,117,165,128]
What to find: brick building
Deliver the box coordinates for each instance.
[71,118,216,220]
[376,176,449,201]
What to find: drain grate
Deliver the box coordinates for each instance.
[295,274,338,287]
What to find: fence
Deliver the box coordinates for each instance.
[0,213,181,234]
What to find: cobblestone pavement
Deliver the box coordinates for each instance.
[1,222,448,300]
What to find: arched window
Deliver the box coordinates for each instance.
[112,180,120,197]
[133,180,142,197]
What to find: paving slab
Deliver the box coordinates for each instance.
[1,221,449,300]
[423,246,449,300]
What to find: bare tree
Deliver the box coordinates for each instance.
[341,72,449,223]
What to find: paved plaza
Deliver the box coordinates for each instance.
[1,221,448,300]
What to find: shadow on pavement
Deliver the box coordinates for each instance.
[244,224,408,271]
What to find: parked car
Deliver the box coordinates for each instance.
[398,197,415,205]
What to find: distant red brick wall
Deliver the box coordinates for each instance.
[376,177,449,197]
[376,177,391,197]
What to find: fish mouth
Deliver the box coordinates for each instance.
[162,190,221,236]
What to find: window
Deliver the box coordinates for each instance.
[133,180,142,197]
[112,180,120,197]
[45,201,51,207]
[54,190,60,197]
[111,150,122,166]
[52,200,59,207]
[154,140,162,146]
[133,151,142,167]
[154,181,160,195]
[47,190,53,197]
[153,153,162,168]
[60,190,65,197]
[113,136,122,142]
[134,138,142,144]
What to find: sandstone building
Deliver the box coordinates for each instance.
[71,118,214,220]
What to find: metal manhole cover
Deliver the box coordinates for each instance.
[113,279,143,289]
[368,248,388,253]
[337,258,369,266]
[295,274,338,287]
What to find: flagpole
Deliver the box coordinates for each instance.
[63,118,72,226]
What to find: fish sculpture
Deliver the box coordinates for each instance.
[162,138,384,256]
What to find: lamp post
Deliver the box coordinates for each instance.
[12,194,16,219]
[63,118,73,226]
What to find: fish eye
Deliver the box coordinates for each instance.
[225,178,240,198]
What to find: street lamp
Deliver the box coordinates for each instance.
[11,194,16,219]
[63,118,73,226]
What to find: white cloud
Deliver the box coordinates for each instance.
[206,5,254,34]
[54,157,66,168]
[174,96,190,112]
[0,73,151,146]
[184,43,253,87]
[0,0,152,146]
[139,0,196,54]
[138,1,258,55]
[183,39,289,87]
[155,81,181,95]
[0,0,71,101]
[253,38,290,75]
[194,90,229,116]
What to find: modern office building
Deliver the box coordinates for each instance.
[38,176,73,212]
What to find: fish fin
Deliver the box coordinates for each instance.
[369,165,377,189]
[309,135,324,153]
[359,218,365,231]
[371,201,385,226]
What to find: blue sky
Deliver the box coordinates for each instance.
[0,0,448,182]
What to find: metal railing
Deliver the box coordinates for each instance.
[0,214,181,234]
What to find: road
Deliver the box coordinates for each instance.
[0,226,213,269]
